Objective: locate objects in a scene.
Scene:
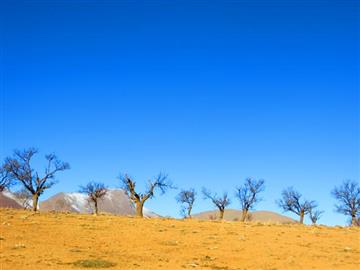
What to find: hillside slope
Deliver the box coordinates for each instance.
[0,209,359,270]
[193,208,296,223]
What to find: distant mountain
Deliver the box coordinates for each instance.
[39,189,159,217]
[192,209,296,223]
[0,191,22,209]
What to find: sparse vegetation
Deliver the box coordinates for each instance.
[277,187,317,224]
[120,173,173,217]
[0,164,14,192]
[202,188,230,220]
[332,180,360,226]
[13,188,32,209]
[176,188,196,218]
[3,148,70,211]
[235,178,265,221]
[309,208,324,225]
[79,182,108,215]
[72,259,116,268]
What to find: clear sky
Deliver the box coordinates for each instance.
[1,0,359,225]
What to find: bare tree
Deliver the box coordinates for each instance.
[176,189,196,218]
[4,148,70,211]
[355,217,360,226]
[79,182,108,215]
[235,178,265,221]
[120,173,172,218]
[0,164,13,192]
[13,188,33,209]
[277,187,316,224]
[332,180,360,226]
[309,208,323,225]
[202,188,230,220]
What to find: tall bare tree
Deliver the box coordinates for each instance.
[235,178,265,221]
[176,189,196,218]
[121,173,172,217]
[309,208,323,225]
[332,180,360,226]
[202,188,230,220]
[4,148,70,211]
[277,187,316,224]
[0,164,13,192]
[79,182,108,215]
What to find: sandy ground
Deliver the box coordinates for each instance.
[0,209,359,270]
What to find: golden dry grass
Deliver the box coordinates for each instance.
[0,209,359,270]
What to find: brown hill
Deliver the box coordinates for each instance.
[1,209,359,270]
[40,190,135,215]
[193,209,296,223]
[0,192,22,209]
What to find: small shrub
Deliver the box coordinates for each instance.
[72,259,116,268]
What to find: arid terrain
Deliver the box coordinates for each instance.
[0,209,359,270]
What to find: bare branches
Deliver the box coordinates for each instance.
[79,182,108,215]
[332,180,360,226]
[202,188,230,220]
[120,173,173,217]
[4,148,70,211]
[235,178,265,221]
[0,164,14,192]
[277,187,317,224]
[309,209,324,225]
[13,188,32,209]
[176,189,196,218]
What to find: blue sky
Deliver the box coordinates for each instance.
[1,0,358,225]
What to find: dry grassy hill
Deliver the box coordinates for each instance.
[193,209,296,223]
[0,209,359,270]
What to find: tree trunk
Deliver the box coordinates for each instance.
[187,206,192,219]
[135,201,144,217]
[299,211,304,224]
[32,193,39,212]
[351,215,356,226]
[219,209,224,220]
[94,200,98,215]
[241,209,248,222]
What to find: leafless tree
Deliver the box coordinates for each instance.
[79,182,108,215]
[120,173,173,217]
[355,217,360,226]
[0,164,14,192]
[4,148,70,211]
[309,208,323,225]
[235,178,265,221]
[277,187,316,224]
[13,188,33,209]
[202,188,230,220]
[332,180,360,226]
[176,189,196,218]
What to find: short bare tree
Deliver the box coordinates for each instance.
[202,188,230,220]
[277,187,316,224]
[355,217,360,226]
[13,188,33,209]
[176,189,196,218]
[332,180,360,226]
[309,208,323,225]
[235,178,265,221]
[0,164,13,192]
[121,173,172,218]
[79,182,108,215]
[4,148,70,211]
